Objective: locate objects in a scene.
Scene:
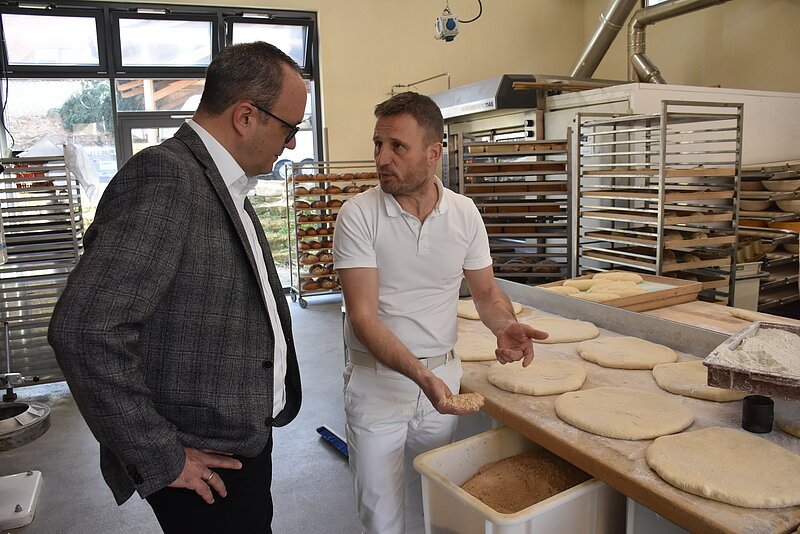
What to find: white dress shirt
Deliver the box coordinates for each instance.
[188,120,287,417]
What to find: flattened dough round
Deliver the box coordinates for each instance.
[555,387,693,440]
[652,361,747,402]
[544,285,581,295]
[646,427,800,508]
[488,359,586,396]
[523,316,599,344]
[455,331,497,361]
[577,336,677,369]
[588,282,647,298]
[593,272,644,283]
[458,299,523,320]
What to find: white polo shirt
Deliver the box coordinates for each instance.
[334,177,491,357]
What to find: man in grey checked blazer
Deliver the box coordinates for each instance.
[49,42,304,533]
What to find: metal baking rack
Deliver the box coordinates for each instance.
[286,160,376,308]
[0,155,83,384]
[457,131,572,285]
[574,100,743,303]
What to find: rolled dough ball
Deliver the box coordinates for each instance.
[652,361,746,402]
[592,272,644,283]
[578,336,677,369]
[646,427,800,508]
[555,387,694,440]
[544,285,581,295]
[522,316,599,344]
[458,299,523,320]
[455,331,497,361]
[573,292,620,302]
[488,359,586,396]
[562,278,602,291]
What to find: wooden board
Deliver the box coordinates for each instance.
[540,271,702,312]
[583,166,736,177]
[644,300,800,335]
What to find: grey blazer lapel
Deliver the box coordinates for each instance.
[173,124,270,307]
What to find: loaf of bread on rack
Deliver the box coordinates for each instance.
[299,253,318,265]
[295,200,310,209]
[344,186,361,194]
[294,186,309,195]
[302,280,320,291]
[318,277,339,290]
[309,186,325,194]
[318,252,334,263]
[305,227,317,236]
[327,199,343,208]
[326,185,343,194]
[310,264,330,276]
[311,200,327,208]
[296,228,306,237]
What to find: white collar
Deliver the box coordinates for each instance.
[187,119,256,196]
[382,175,448,218]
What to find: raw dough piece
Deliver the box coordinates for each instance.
[573,292,620,302]
[729,308,769,322]
[563,278,603,291]
[646,426,800,508]
[457,299,523,320]
[577,336,677,369]
[488,359,586,396]
[523,316,599,344]
[455,331,497,361]
[544,285,580,295]
[652,361,747,402]
[592,272,644,283]
[588,281,647,297]
[555,387,694,440]
[776,401,800,438]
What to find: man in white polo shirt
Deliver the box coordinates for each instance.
[333,92,548,534]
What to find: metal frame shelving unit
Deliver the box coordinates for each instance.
[286,160,376,308]
[458,132,572,285]
[574,100,743,303]
[1,155,84,384]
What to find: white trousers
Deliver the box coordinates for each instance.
[343,352,462,534]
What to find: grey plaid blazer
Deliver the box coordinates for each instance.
[49,123,301,505]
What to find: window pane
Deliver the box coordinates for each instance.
[231,23,308,68]
[130,127,180,155]
[2,79,118,221]
[2,14,99,66]
[119,18,212,67]
[115,79,205,112]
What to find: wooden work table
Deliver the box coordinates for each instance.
[459,298,800,534]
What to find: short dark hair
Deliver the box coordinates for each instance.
[374,92,444,144]
[197,41,302,116]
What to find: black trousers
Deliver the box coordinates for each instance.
[146,436,273,534]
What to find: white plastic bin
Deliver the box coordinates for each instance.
[413,426,625,534]
[626,498,688,534]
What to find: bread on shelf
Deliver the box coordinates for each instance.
[316,227,328,235]
[309,186,326,194]
[326,185,343,194]
[295,186,309,195]
[295,200,310,209]
[296,228,306,237]
[310,265,330,276]
[318,277,339,290]
[301,280,320,291]
[318,252,334,263]
[344,186,361,194]
[311,200,327,208]
[299,253,318,265]
[327,199,343,208]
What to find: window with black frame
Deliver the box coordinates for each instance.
[0,1,320,286]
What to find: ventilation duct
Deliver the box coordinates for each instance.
[570,0,639,79]
[628,0,734,83]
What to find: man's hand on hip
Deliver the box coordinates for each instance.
[168,446,243,504]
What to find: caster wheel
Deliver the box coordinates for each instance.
[299,299,308,309]
[291,293,298,302]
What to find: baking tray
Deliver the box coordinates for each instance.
[540,271,702,312]
[705,322,800,400]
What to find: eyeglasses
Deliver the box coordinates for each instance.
[250,101,301,144]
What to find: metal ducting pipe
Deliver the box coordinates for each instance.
[628,0,734,83]
[570,0,639,79]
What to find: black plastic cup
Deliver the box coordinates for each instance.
[741,395,774,433]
